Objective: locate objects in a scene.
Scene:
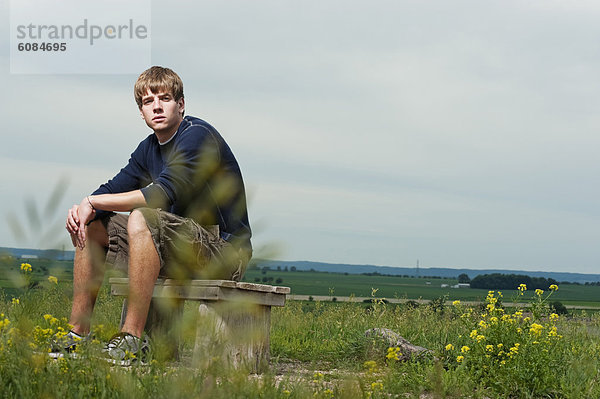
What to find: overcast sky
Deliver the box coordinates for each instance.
[1,0,599,274]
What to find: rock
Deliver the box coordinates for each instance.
[364,328,431,361]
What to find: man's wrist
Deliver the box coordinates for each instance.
[86,196,96,211]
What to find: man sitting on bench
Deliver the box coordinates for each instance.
[54,66,252,364]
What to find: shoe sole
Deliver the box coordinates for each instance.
[46,351,80,359]
[101,357,148,367]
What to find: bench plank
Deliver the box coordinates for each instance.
[109,278,289,306]
[167,279,238,288]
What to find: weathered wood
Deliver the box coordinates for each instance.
[110,279,289,306]
[193,302,271,372]
[109,277,289,372]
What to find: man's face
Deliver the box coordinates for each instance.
[139,88,185,136]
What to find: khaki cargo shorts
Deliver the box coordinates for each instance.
[101,208,249,281]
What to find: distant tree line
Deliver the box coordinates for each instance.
[470,273,558,290]
[245,265,595,287]
[361,272,445,279]
[254,276,284,284]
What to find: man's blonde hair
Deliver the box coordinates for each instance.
[134,66,184,109]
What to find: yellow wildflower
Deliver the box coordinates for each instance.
[476,335,485,342]
[370,382,383,391]
[20,263,32,272]
[530,323,544,336]
[485,345,494,352]
[456,355,464,363]
[518,284,527,294]
[363,361,377,373]
[549,313,559,322]
[514,310,523,318]
[535,289,544,296]
[445,344,454,351]
[11,298,19,305]
[470,329,478,339]
[48,276,58,284]
[461,346,470,353]
[549,284,558,291]
[0,318,10,330]
[453,300,461,306]
[386,347,401,361]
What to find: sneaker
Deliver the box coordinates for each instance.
[49,330,86,359]
[102,332,150,366]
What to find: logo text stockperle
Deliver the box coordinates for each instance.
[16,19,148,45]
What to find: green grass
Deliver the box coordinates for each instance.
[1,280,599,398]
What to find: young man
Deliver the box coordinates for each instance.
[55,66,252,363]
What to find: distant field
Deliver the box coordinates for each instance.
[242,269,600,307]
[0,258,74,297]
[2,258,599,307]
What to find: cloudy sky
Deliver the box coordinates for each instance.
[1,0,599,274]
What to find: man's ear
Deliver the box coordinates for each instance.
[178,97,185,116]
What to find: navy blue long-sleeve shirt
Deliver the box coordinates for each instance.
[92,116,251,250]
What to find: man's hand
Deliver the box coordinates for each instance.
[66,190,146,248]
[66,198,96,249]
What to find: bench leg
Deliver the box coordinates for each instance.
[193,301,271,373]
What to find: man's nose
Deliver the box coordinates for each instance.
[152,98,163,111]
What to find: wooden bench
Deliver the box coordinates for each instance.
[109,278,290,372]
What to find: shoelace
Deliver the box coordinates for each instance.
[106,333,134,349]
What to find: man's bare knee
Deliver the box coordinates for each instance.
[127,209,151,239]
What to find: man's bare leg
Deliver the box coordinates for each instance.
[120,209,160,338]
[69,220,108,336]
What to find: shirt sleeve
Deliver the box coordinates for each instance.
[91,140,153,218]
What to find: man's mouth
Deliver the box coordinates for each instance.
[152,116,166,122]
